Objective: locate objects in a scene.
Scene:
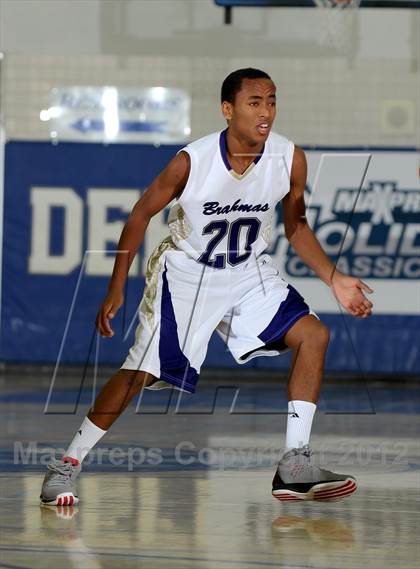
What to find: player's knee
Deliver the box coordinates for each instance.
[298,320,329,351]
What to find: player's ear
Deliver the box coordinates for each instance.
[221,101,233,121]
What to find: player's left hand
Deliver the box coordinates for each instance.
[330,272,373,318]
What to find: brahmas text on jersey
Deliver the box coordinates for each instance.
[167,129,294,269]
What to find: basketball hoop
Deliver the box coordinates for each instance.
[314,0,361,53]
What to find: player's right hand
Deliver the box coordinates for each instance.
[95,290,124,337]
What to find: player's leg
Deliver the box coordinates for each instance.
[40,239,174,506]
[272,315,357,501]
[286,315,329,401]
[283,314,328,447]
[40,369,155,506]
[218,255,357,502]
[87,369,157,429]
[65,369,157,461]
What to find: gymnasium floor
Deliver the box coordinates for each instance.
[1,369,419,569]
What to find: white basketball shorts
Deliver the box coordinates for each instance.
[122,236,313,394]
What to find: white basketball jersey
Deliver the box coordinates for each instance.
[167,129,294,269]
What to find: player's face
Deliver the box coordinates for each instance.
[223,78,277,144]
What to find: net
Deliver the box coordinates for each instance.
[314,0,361,53]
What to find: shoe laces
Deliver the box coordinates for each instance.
[47,460,76,485]
[285,445,312,470]
[278,445,313,470]
[294,445,312,458]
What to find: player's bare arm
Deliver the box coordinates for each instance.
[282,146,373,318]
[96,151,190,337]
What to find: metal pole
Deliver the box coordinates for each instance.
[224,5,232,24]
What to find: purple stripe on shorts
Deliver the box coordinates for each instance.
[158,261,199,393]
[258,285,310,345]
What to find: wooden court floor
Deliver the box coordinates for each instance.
[1,371,419,568]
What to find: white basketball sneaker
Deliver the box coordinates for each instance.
[40,457,81,506]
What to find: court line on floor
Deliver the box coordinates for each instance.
[2,546,419,569]
[0,563,33,569]
[6,545,412,569]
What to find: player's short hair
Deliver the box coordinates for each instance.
[221,68,272,104]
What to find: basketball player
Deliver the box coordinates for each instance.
[41,68,373,506]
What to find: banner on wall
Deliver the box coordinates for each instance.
[2,141,419,373]
[269,151,420,315]
[40,87,191,144]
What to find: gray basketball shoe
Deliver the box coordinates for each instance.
[272,445,357,502]
[40,457,81,506]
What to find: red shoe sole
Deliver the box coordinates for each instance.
[272,478,357,502]
[40,492,79,506]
